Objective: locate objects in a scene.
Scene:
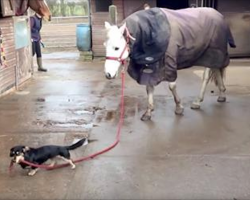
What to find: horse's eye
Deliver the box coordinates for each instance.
[115,47,119,51]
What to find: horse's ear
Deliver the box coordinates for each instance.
[119,23,126,34]
[105,21,111,30]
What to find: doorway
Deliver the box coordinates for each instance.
[157,0,189,9]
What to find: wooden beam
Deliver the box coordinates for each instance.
[109,5,117,25]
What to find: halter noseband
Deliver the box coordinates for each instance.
[105,27,135,66]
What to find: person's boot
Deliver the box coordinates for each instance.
[37,57,47,72]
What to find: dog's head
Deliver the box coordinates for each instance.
[10,146,30,163]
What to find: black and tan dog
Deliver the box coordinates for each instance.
[10,138,88,176]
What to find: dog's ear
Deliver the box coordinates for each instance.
[24,146,30,152]
[10,151,14,157]
[10,147,15,157]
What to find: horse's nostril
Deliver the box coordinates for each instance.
[106,73,112,79]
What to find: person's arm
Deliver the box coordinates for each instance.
[30,17,34,29]
[30,17,34,42]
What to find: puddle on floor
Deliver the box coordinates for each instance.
[56,123,93,129]
[73,110,93,115]
[15,91,30,95]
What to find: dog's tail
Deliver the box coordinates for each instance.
[66,138,97,150]
[66,138,86,150]
[226,24,236,48]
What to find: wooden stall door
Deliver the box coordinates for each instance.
[13,16,32,86]
[0,17,16,95]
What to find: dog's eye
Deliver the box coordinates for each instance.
[15,151,19,155]
[114,47,119,51]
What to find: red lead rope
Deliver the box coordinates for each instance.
[9,70,126,172]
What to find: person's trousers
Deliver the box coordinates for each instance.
[32,41,42,58]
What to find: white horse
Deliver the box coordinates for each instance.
[104,7,236,121]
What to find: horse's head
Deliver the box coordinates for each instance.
[104,22,129,79]
[28,0,51,21]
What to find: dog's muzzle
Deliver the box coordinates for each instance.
[11,156,17,163]
[11,155,24,163]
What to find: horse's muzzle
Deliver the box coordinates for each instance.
[105,73,112,80]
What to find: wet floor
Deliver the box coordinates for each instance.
[1,51,250,199]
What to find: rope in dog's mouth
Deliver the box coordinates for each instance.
[9,69,126,173]
[9,160,14,174]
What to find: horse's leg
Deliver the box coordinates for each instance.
[169,82,184,115]
[141,85,154,121]
[191,68,211,109]
[215,69,227,102]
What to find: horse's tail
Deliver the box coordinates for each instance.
[226,24,236,48]
[209,68,226,86]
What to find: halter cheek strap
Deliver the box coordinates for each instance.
[106,44,128,65]
[105,27,135,66]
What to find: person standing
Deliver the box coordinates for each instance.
[30,13,47,72]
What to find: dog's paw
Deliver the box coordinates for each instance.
[28,170,37,176]
[71,164,76,169]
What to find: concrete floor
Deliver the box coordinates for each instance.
[1,51,250,199]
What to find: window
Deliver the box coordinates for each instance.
[188,0,218,8]
[157,0,189,9]
[46,0,89,17]
[95,0,112,12]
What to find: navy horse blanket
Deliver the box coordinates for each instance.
[125,7,236,85]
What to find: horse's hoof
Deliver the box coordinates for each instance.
[141,114,151,121]
[175,106,184,115]
[217,96,226,103]
[191,102,201,110]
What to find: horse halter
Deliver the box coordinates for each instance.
[106,27,135,66]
